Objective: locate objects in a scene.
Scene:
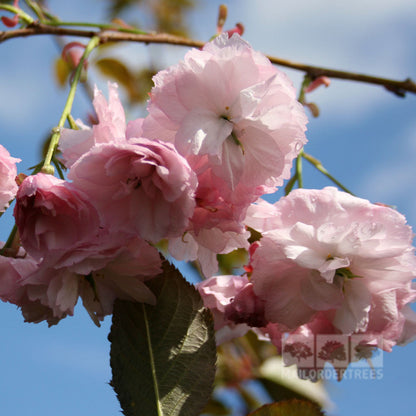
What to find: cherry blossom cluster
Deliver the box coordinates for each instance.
[0,34,306,325]
[198,187,416,377]
[0,33,415,378]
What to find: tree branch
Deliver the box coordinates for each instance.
[1,23,415,97]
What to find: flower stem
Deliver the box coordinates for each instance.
[0,224,18,256]
[296,150,303,188]
[23,0,46,22]
[42,35,100,174]
[298,74,311,104]
[302,151,355,195]
[284,172,298,195]
[0,4,34,25]
[45,20,149,35]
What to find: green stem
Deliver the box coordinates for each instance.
[284,172,298,195]
[142,304,163,416]
[67,114,78,130]
[0,224,18,255]
[0,4,34,24]
[24,0,46,22]
[302,152,355,195]
[52,156,65,180]
[296,150,303,188]
[45,20,148,35]
[298,74,311,104]
[42,35,100,173]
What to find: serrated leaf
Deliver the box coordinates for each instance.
[247,399,325,416]
[109,261,216,416]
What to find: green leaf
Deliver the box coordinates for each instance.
[201,398,230,416]
[95,58,134,90]
[95,58,156,104]
[259,357,330,409]
[109,260,217,416]
[105,0,144,18]
[217,248,248,275]
[247,399,325,416]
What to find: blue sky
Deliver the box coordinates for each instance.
[1,0,416,415]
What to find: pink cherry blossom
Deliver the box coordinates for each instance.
[197,274,251,343]
[224,282,267,328]
[190,162,270,234]
[12,172,164,324]
[0,144,20,212]
[60,83,144,167]
[168,227,249,277]
[250,187,416,337]
[68,139,197,243]
[0,250,38,304]
[0,250,58,325]
[14,173,101,261]
[19,233,162,325]
[143,33,307,193]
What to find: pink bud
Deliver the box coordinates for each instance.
[216,5,228,34]
[304,76,331,93]
[62,42,87,69]
[1,0,20,27]
[1,15,18,27]
[305,102,320,118]
[225,22,244,37]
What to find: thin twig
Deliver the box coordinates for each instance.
[1,23,416,96]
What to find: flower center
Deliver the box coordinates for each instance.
[220,115,245,153]
[126,176,142,189]
[335,267,362,280]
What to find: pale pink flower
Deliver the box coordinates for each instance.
[250,187,416,336]
[168,227,249,277]
[0,250,58,325]
[190,164,246,233]
[357,283,416,352]
[68,139,197,243]
[274,287,416,381]
[197,274,251,343]
[224,281,267,328]
[0,250,38,304]
[14,173,101,261]
[60,83,144,167]
[0,144,20,212]
[143,33,307,193]
[244,197,281,233]
[20,234,162,325]
[12,172,163,325]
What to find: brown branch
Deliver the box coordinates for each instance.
[1,23,416,97]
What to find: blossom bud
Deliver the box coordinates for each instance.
[61,42,88,83]
[305,102,320,117]
[216,5,228,34]
[62,42,87,68]
[1,0,19,28]
[225,23,244,37]
[304,76,331,93]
